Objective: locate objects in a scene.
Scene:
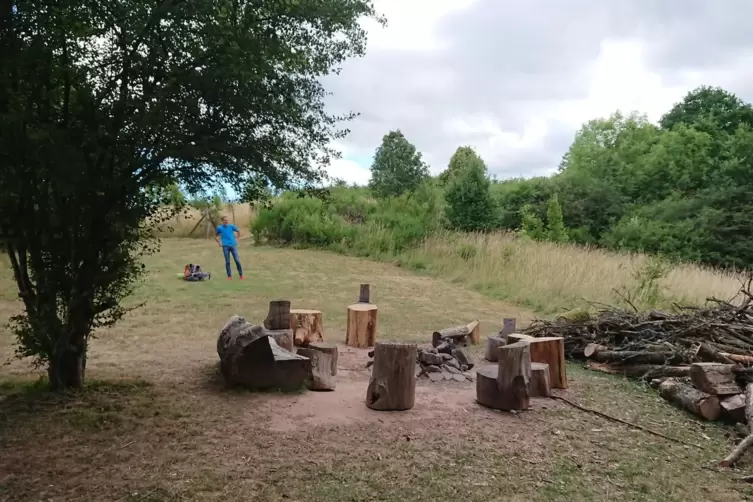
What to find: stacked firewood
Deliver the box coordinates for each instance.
[523,277,753,467]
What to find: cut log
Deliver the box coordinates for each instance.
[528,337,567,389]
[358,284,371,303]
[297,347,335,391]
[530,362,551,398]
[721,394,747,423]
[720,353,753,365]
[495,341,531,411]
[507,333,535,344]
[264,300,291,330]
[485,335,506,362]
[499,318,517,338]
[217,316,310,391]
[365,342,417,411]
[265,328,294,352]
[586,361,691,380]
[584,343,607,358]
[719,384,753,468]
[658,378,721,421]
[308,342,339,376]
[432,320,480,346]
[289,309,324,346]
[689,363,742,396]
[346,303,378,348]
[592,350,682,365]
[475,366,502,409]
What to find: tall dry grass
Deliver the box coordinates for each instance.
[152,203,257,238]
[399,230,744,314]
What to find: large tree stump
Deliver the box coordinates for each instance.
[496,341,532,410]
[530,362,551,398]
[297,347,335,391]
[528,337,567,389]
[690,363,742,396]
[658,378,721,421]
[432,320,480,346]
[217,316,310,391]
[264,300,291,330]
[485,335,506,362]
[346,303,378,348]
[290,309,324,346]
[308,342,339,376]
[365,342,417,411]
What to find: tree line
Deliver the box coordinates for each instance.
[363,86,753,270]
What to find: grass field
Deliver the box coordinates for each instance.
[1,240,751,501]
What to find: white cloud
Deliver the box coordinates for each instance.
[326,157,372,186]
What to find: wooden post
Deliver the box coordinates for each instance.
[358,284,370,303]
[289,309,324,346]
[297,347,336,391]
[530,362,551,397]
[365,342,417,411]
[485,335,506,362]
[496,341,531,411]
[264,300,291,331]
[528,337,567,389]
[346,303,378,348]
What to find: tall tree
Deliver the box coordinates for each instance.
[0,0,381,389]
[659,86,753,135]
[439,145,484,184]
[443,151,495,232]
[368,130,429,198]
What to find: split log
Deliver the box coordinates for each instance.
[289,309,324,346]
[586,361,691,380]
[507,333,535,344]
[584,343,607,358]
[495,341,531,411]
[721,394,746,423]
[530,362,551,398]
[658,378,721,421]
[297,347,335,391]
[265,328,294,352]
[484,335,506,362]
[690,363,742,396]
[346,303,378,348]
[528,337,567,389]
[308,342,339,376]
[358,284,371,303]
[264,300,291,330]
[432,320,480,346]
[365,342,417,411]
[592,350,680,365]
[217,316,310,391]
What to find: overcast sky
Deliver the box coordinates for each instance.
[321,0,753,185]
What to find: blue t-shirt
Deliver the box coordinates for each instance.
[216,224,238,247]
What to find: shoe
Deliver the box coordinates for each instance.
[240,275,245,280]
[226,276,232,280]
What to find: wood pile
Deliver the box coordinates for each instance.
[523,277,753,467]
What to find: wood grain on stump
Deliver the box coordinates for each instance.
[264,300,291,331]
[366,342,417,411]
[528,336,567,389]
[496,341,532,411]
[346,303,378,348]
[308,342,339,376]
[290,309,324,346]
[297,347,335,391]
[530,362,551,397]
[484,335,506,362]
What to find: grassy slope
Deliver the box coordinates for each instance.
[0,240,750,501]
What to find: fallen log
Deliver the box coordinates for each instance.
[592,350,682,365]
[432,320,480,347]
[721,353,753,365]
[586,361,691,380]
[690,363,742,396]
[485,335,506,362]
[297,347,335,391]
[366,342,417,411]
[658,378,721,421]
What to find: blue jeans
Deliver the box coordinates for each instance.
[222,246,243,277]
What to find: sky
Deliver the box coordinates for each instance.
[320,0,753,186]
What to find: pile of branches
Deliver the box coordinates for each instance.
[524,277,753,382]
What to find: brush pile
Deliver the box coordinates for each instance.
[523,277,753,467]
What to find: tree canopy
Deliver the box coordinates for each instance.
[368,130,429,198]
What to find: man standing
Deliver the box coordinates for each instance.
[215,216,245,280]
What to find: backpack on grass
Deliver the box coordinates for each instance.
[184,263,211,281]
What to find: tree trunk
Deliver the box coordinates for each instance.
[485,335,506,362]
[297,347,335,391]
[658,378,721,421]
[289,309,324,346]
[365,342,417,411]
[528,337,567,389]
[308,342,339,376]
[264,300,291,330]
[48,346,86,390]
[690,362,741,396]
[530,362,551,398]
[346,303,378,348]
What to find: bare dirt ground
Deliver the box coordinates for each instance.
[0,240,751,501]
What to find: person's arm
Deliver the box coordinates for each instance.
[215,228,222,246]
[233,225,240,239]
